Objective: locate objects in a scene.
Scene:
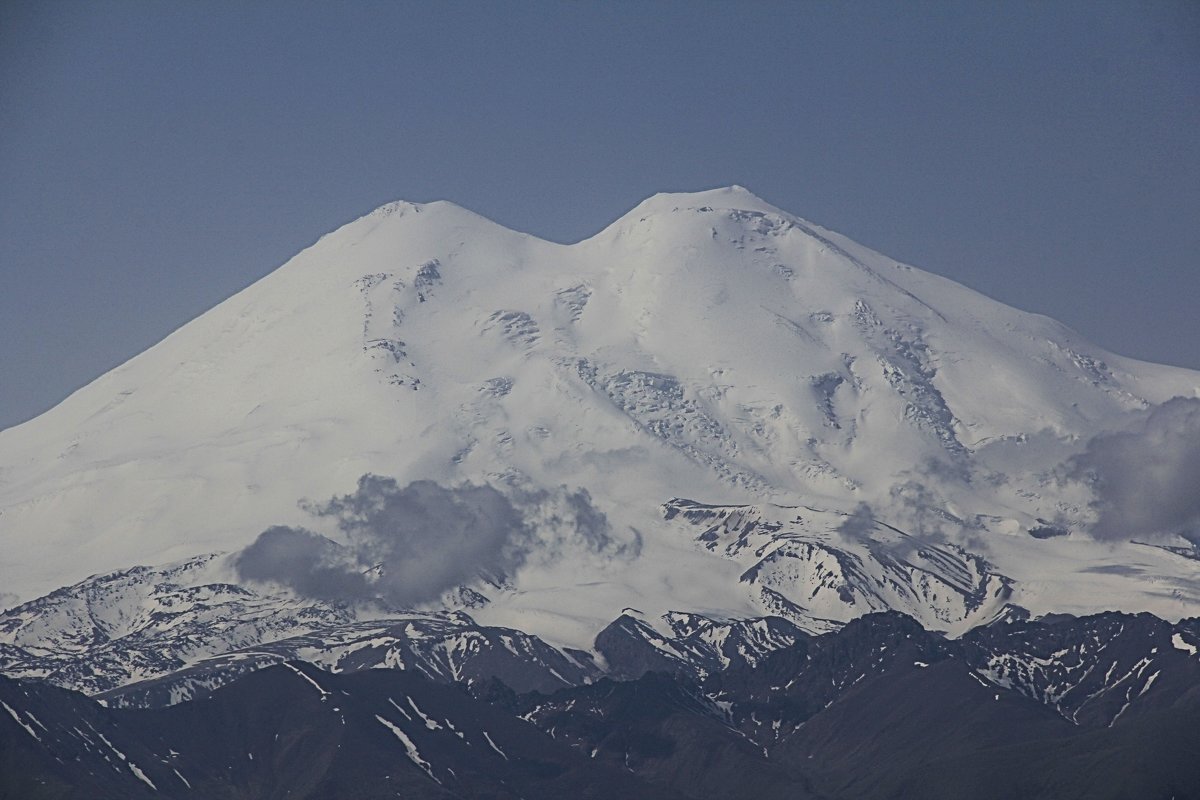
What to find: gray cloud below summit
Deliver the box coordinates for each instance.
[1068,397,1200,543]
[234,476,628,605]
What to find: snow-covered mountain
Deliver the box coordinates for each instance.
[2,186,1199,666]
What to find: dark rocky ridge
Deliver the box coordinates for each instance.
[4,610,1199,799]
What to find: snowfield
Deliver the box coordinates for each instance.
[1,186,1198,660]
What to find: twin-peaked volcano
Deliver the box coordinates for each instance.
[1,186,1198,648]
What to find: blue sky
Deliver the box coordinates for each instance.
[1,0,1197,429]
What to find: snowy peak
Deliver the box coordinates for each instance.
[1,187,1199,646]
[604,184,787,224]
[5,185,1200,800]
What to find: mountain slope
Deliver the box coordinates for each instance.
[0,665,672,800]
[2,187,1198,651]
[7,611,1199,800]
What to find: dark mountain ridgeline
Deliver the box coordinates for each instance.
[4,610,1199,799]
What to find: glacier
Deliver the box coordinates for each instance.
[2,186,1198,669]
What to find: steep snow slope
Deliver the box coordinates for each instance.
[1,187,1198,650]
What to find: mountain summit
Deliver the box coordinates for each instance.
[2,188,1198,645]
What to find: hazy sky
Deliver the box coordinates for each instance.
[1,0,1197,430]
